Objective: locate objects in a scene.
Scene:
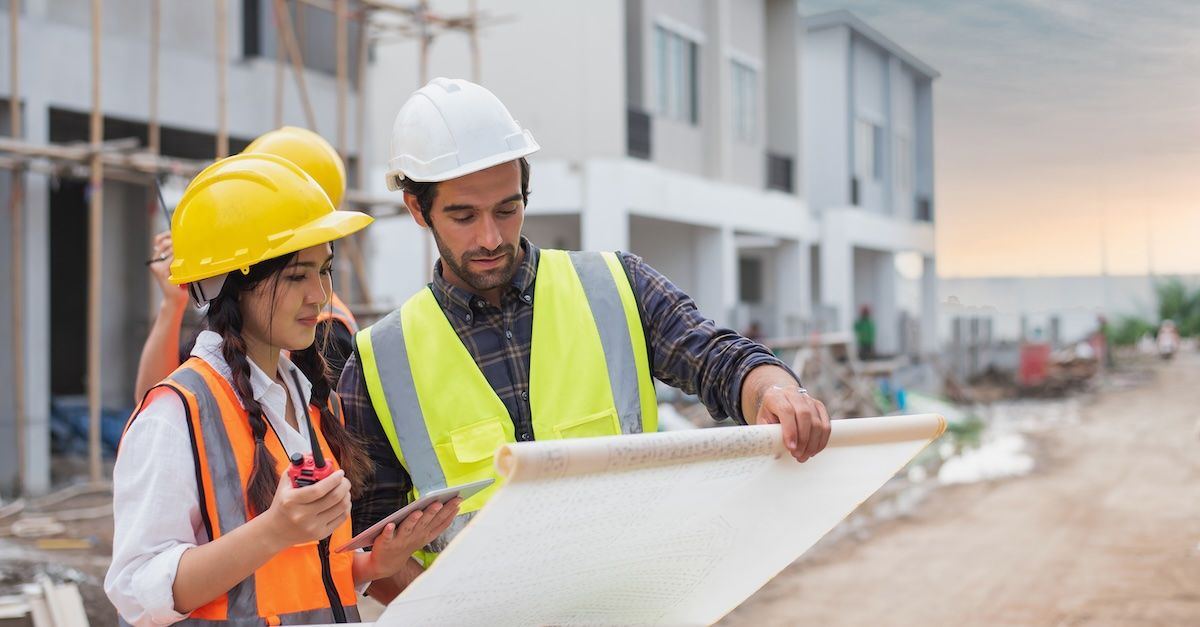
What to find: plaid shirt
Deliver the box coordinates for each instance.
[338,237,795,534]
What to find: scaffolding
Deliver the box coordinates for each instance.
[0,0,498,491]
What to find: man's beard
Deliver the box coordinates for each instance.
[432,228,518,293]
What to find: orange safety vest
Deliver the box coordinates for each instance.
[121,358,359,625]
[318,292,360,335]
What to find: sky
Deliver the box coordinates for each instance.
[803,0,1200,278]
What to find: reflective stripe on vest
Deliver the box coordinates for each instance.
[318,291,360,335]
[356,250,657,564]
[121,359,360,624]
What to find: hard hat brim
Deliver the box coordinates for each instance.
[385,136,540,189]
[169,209,374,284]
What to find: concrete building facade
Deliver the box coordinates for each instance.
[366,0,815,339]
[364,2,938,354]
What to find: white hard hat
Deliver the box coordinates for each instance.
[385,77,540,189]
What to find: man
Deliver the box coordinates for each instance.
[338,78,830,600]
[855,305,876,361]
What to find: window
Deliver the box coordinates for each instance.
[855,118,885,182]
[655,25,699,125]
[731,60,758,142]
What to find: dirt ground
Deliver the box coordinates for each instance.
[722,351,1200,626]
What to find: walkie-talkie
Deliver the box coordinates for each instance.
[287,373,336,488]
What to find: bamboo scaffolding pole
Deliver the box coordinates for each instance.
[468,0,480,83]
[334,0,351,294]
[87,0,105,483]
[215,0,228,158]
[335,0,347,154]
[417,0,432,282]
[148,0,161,155]
[355,5,368,195]
[274,0,318,130]
[353,5,373,306]
[273,1,285,127]
[9,0,27,494]
[148,0,162,325]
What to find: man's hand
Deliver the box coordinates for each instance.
[149,231,187,307]
[742,365,831,463]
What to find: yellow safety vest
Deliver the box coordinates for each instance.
[356,250,657,565]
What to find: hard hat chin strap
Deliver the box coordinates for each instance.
[188,273,229,308]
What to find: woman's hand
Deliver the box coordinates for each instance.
[260,469,352,549]
[361,498,461,581]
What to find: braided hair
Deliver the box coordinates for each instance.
[204,252,369,516]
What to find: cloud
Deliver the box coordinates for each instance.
[803,0,1200,275]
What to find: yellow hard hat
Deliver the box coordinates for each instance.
[244,126,347,207]
[169,153,372,285]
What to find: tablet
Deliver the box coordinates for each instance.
[335,478,494,553]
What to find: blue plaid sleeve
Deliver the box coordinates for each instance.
[619,252,800,424]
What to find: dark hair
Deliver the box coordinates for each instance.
[205,253,370,516]
[399,157,532,225]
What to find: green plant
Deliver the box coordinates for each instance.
[1107,316,1156,347]
[1155,278,1200,337]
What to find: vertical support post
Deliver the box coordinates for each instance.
[9,0,27,493]
[273,0,285,127]
[468,0,480,83]
[216,0,229,158]
[334,0,351,295]
[88,0,106,483]
[148,0,161,155]
[335,0,347,157]
[274,0,318,131]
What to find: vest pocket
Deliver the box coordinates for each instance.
[445,417,508,465]
[553,408,621,440]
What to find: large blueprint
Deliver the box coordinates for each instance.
[375,414,945,626]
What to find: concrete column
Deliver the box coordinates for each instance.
[820,226,852,334]
[23,99,51,495]
[773,238,809,337]
[702,0,732,180]
[921,254,938,354]
[580,161,629,252]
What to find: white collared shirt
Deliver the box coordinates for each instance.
[104,330,315,626]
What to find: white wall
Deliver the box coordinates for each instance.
[726,0,766,189]
[891,63,916,220]
[802,25,849,212]
[939,275,1180,346]
[367,0,626,191]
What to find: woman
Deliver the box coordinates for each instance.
[106,153,459,625]
[134,127,362,402]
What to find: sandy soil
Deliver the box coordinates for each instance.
[721,352,1200,626]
